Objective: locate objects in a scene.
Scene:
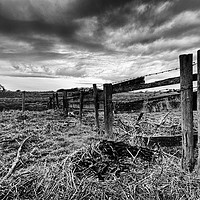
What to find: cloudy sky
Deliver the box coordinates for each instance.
[0,0,200,91]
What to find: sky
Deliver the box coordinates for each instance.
[0,0,200,91]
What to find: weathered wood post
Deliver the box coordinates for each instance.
[22,91,25,112]
[63,90,68,116]
[79,91,84,124]
[56,92,59,109]
[93,84,100,130]
[52,92,55,110]
[197,50,200,173]
[103,83,113,137]
[180,54,194,172]
[49,97,53,109]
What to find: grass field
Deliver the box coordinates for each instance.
[0,109,200,199]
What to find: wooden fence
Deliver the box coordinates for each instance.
[17,49,197,172]
[50,50,200,172]
[20,91,62,112]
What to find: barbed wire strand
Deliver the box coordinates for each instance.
[97,62,197,88]
[144,67,180,78]
[111,67,179,85]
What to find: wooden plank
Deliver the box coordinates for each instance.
[67,99,94,103]
[113,77,145,93]
[79,91,84,124]
[104,84,113,137]
[180,54,194,172]
[197,50,200,174]
[59,88,103,97]
[93,84,100,129]
[141,134,198,147]
[66,89,103,101]
[22,91,25,112]
[112,74,197,94]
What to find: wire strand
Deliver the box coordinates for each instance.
[99,62,198,87]
[112,67,180,85]
[144,67,180,78]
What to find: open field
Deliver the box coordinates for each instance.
[1,109,200,199]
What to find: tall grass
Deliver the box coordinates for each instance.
[1,110,200,199]
[1,152,200,200]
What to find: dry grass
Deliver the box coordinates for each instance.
[0,110,200,199]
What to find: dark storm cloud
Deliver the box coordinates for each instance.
[0,0,174,52]
[1,0,199,46]
[0,0,134,49]
[1,0,197,53]
[0,12,79,40]
[63,0,134,18]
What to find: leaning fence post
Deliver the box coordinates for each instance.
[93,84,100,130]
[79,91,84,124]
[103,83,113,137]
[197,50,200,174]
[180,53,194,172]
[22,91,25,112]
[63,90,68,116]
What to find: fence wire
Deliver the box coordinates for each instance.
[111,62,197,86]
[97,62,198,92]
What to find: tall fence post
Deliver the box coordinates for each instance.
[63,90,68,116]
[180,54,194,172]
[197,50,200,174]
[56,92,59,109]
[79,91,84,124]
[49,97,53,109]
[22,91,25,112]
[103,83,113,137]
[52,92,55,110]
[93,84,100,130]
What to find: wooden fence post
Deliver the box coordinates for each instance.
[180,54,194,172]
[79,91,84,124]
[49,97,53,109]
[103,83,113,137]
[22,91,25,112]
[63,90,68,116]
[52,92,55,110]
[56,92,59,109]
[93,84,100,130]
[197,50,200,174]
